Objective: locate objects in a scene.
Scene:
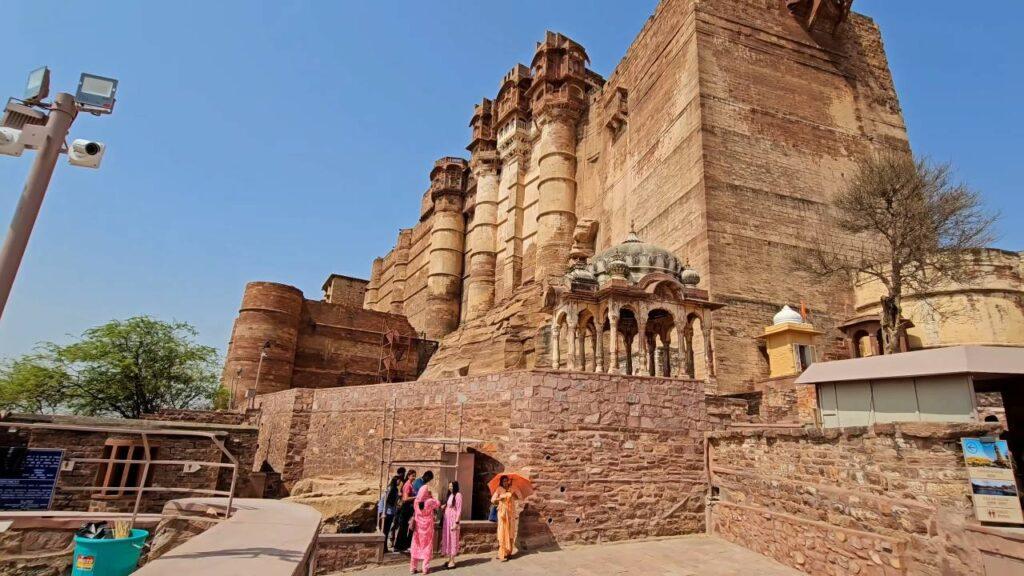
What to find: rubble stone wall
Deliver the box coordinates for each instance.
[257,370,707,547]
[708,423,1006,575]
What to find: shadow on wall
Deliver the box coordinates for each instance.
[472,449,503,520]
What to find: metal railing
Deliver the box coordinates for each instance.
[4,421,239,526]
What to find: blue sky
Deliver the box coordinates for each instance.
[1,1,1020,358]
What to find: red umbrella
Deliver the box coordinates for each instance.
[488,472,533,498]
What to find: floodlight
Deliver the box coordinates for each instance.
[24,67,49,103]
[74,73,118,114]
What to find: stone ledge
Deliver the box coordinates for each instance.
[707,421,1002,441]
[0,511,163,530]
[317,532,384,544]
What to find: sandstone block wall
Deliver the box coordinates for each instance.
[708,423,1007,575]
[694,0,909,392]
[510,372,707,546]
[255,370,708,547]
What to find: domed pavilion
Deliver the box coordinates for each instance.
[542,228,722,378]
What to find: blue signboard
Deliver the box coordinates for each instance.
[0,447,64,511]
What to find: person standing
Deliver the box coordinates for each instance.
[382,467,405,552]
[440,481,462,568]
[491,475,520,561]
[393,469,417,552]
[409,472,440,574]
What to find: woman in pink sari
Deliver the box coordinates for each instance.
[440,481,462,568]
[409,471,440,574]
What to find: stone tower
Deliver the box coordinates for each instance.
[425,157,470,340]
[221,282,303,403]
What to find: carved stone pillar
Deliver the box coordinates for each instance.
[635,319,649,376]
[551,322,561,370]
[608,310,619,374]
[465,99,499,321]
[567,315,579,371]
[682,324,695,378]
[661,331,672,377]
[703,323,715,377]
[624,334,634,375]
[578,328,588,371]
[426,157,469,340]
[646,333,657,377]
[390,229,412,315]
[595,323,604,373]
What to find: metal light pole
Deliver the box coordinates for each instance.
[0,69,117,322]
[0,93,77,320]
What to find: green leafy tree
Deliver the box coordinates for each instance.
[0,317,222,418]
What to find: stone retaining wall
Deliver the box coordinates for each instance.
[257,370,707,548]
[707,423,1014,575]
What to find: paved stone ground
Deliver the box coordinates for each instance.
[345,535,804,575]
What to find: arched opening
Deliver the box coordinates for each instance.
[684,313,708,380]
[645,308,676,377]
[617,307,638,375]
[853,330,870,358]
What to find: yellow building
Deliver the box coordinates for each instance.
[760,305,824,378]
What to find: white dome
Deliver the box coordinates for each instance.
[772,305,803,325]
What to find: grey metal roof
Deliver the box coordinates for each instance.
[794,345,1024,385]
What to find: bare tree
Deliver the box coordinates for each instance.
[803,151,997,354]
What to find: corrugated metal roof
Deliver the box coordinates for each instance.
[794,346,1024,385]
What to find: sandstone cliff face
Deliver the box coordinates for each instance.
[367,0,909,392]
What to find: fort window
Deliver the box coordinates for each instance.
[794,344,815,372]
[93,439,157,498]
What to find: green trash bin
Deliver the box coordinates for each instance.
[71,529,148,576]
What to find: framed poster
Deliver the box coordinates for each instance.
[961,437,1023,525]
[0,447,64,511]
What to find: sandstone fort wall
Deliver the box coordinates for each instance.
[255,370,707,547]
[223,282,424,407]
[359,0,910,392]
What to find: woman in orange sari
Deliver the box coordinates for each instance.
[490,475,519,561]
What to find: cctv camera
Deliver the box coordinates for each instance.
[68,139,104,168]
[0,127,24,157]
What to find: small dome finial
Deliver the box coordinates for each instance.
[624,220,641,244]
[772,305,804,326]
